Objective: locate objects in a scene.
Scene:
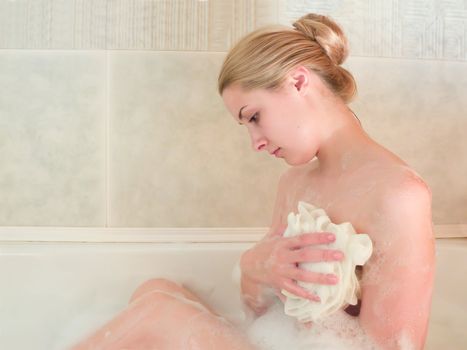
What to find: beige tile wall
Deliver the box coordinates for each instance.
[0,51,107,226]
[1,50,465,227]
[108,51,286,227]
[347,58,467,224]
[0,0,466,227]
[1,0,466,60]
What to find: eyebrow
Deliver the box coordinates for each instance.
[238,105,247,125]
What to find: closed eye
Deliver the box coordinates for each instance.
[249,112,259,123]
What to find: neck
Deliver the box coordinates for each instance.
[315,106,375,176]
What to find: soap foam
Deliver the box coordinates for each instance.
[244,301,379,350]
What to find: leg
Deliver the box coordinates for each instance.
[71,278,256,350]
[128,278,217,314]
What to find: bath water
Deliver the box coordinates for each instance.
[243,301,378,350]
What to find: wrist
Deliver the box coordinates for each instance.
[240,248,261,284]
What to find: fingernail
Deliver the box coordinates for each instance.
[309,294,320,302]
[333,251,344,259]
[327,234,335,241]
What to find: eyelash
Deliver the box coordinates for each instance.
[249,112,259,123]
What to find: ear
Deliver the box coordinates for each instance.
[287,66,311,96]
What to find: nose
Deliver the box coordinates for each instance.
[249,129,267,152]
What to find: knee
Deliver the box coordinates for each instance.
[129,278,183,303]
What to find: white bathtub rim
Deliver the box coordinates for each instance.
[0,227,266,243]
[0,224,464,243]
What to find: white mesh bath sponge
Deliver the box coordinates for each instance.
[281,201,373,323]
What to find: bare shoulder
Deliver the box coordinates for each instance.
[358,165,435,348]
[377,166,432,216]
[366,165,434,244]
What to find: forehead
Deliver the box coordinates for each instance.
[222,85,253,105]
[222,85,271,115]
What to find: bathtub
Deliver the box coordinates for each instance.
[0,227,466,349]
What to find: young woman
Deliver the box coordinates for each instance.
[219,13,435,349]
[72,13,435,350]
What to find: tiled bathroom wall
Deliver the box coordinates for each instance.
[0,0,466,227]
[1,0,466,60]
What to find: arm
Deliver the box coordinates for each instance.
[359,178,436,349]
[239,235,282,314]
[239,171,343,315]
[239,171,288,314]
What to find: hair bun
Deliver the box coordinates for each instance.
[292,13,349,65]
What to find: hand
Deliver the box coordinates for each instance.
[240,226,345,302]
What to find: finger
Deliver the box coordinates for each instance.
[281,279,321,301]
[284,232,335,249]
[287,247,344,264]
[285,267,339,285]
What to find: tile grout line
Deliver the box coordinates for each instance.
[105,50,110,228]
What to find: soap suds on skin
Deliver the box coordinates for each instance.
[237,201,417,349]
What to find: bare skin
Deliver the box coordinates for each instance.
[223,67,435,349]
[73,66,435,349]
[264,151,435,348]
[71,279,257,350]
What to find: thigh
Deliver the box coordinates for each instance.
[129,278,216,314]
[71,279,256,350]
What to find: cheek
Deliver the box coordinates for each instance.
[287,129,319,164]
[287,122,314,148]
[297,117,319,145]
[299,130,318,149]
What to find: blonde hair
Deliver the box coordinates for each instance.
[218,13,356,103]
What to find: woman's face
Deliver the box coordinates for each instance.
[222,77,322,166]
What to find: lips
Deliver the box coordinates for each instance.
[272,148,281,157]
